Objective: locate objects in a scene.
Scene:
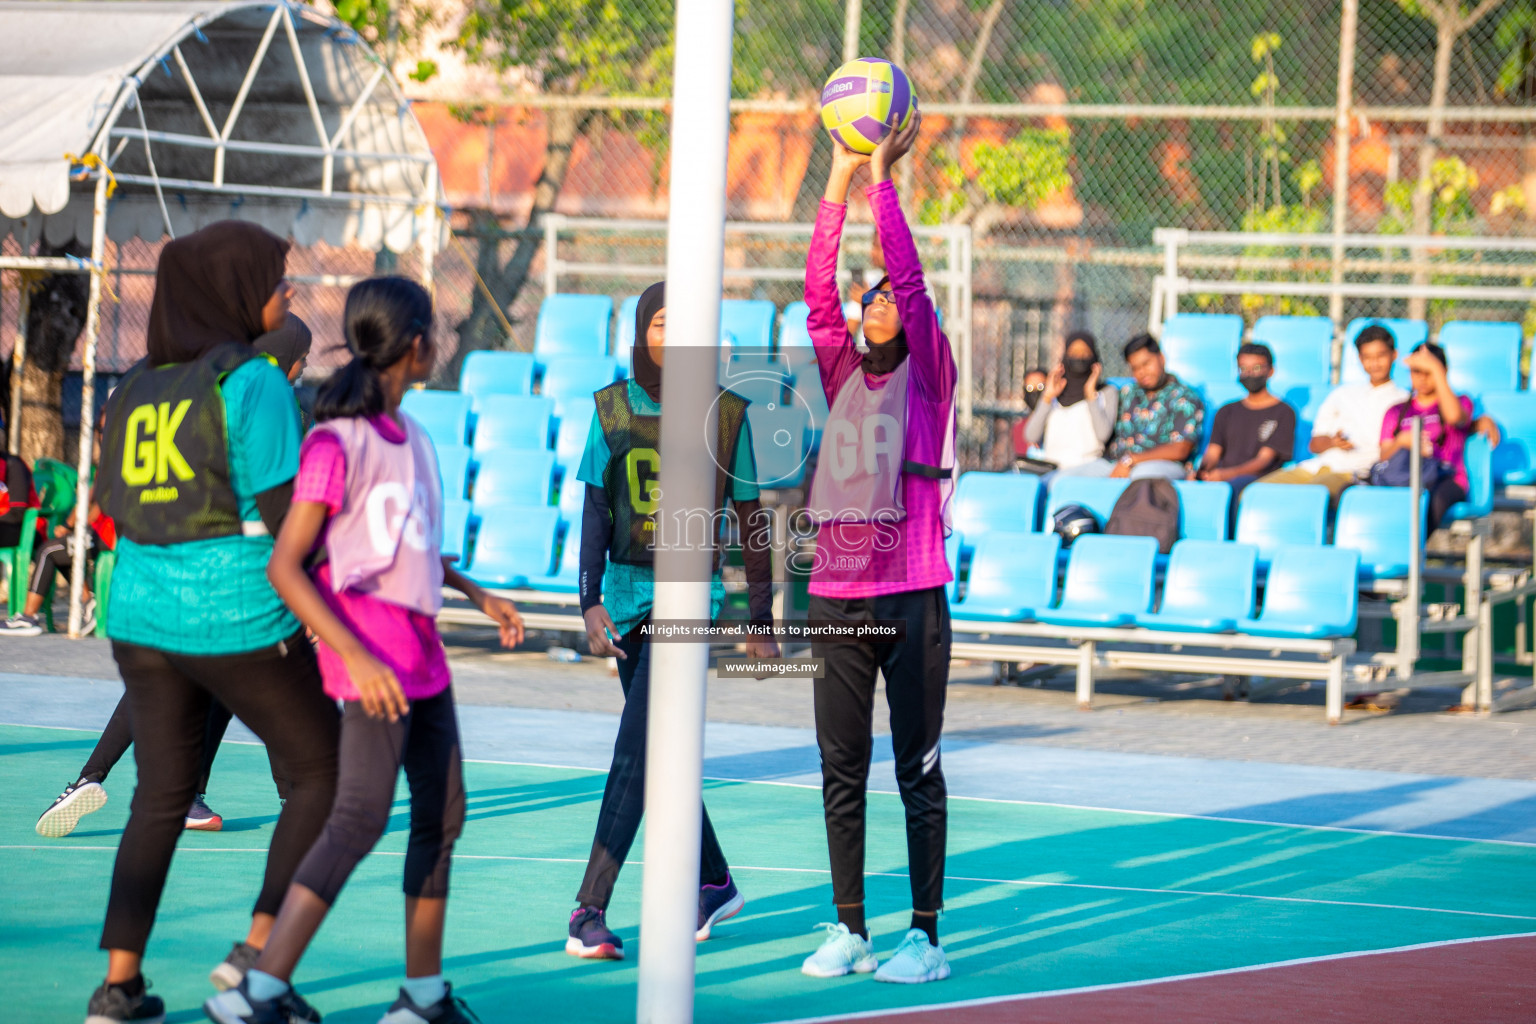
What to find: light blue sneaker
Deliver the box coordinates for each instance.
[800,923,878,978]
[873,928,950,984]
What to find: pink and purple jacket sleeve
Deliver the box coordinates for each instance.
[866,180,957,405]
[805,199,863,401]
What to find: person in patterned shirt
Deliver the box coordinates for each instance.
[1105,333,1205,480]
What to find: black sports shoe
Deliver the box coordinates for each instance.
[378,982,481,1023]
[203,975,321,1024]
[696,873,745,941]
[85,978,165,1024]
[37,776,108,838]
[209,941,260,992]
[565,905,623,960]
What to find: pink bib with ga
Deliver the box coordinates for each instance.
[806,359,912,525]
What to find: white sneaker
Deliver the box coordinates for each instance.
[35,777,107,838]
[1,613,42,636]
[873,928,950,984]
[801,922,878,978]
[81,598,98,635]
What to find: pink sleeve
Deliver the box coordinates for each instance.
[1380,403,1404,443]
[867,180,957,405]
[295,431,347,514]
[805,199,861,400]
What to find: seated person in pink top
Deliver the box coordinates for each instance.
[211,277,525,1024]
[798,114,956,985]
[1378,341,1474,533]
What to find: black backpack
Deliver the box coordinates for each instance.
[1105,478,1181,554]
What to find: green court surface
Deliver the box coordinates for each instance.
[4,721,1535,1024]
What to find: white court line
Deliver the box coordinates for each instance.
[5,846,1530,923]
[758,930,1536,1024]
[7,721,1536,848]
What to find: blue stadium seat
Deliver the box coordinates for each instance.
[401,390,471,448]
[1171,480,1231,542]
[472,396,554,456]
[1438,320,1523,394]
[1035,534,1158,628]
[1135,539,1258,632]
[1341,318,1424,387]
[435,445,472,502]
[1446,432,1494,523]
[556,398,596,470]
[541,355,618,403]
[525,517,582,593]
[1252,315,1333,390]
[747,404,811,489]
[1045,477,1128,527]
[1333,486,1424,581]
[1160,313,1243,385]
[1481,390,1536,486]
[614,295,640,372]
[440,499,472,564]
[778,303,817,374]
[945,531,964,604]
[472,452,556,507]
[953,471,1042,536]
[1235,483,1328,565]
[1285,386,1326,464]
[557,474,587,521]
[535,294,613,366]
[460,351,535,407]
[1237,544,1360,638]
[951,532,1061,621]
[720,299,776,350]
[465,505,560,586]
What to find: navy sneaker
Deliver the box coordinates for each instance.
[203,975,321,1024]
[85,978,165,1024]
[565,906,623,960]
[696,873,745,941]
[38,776,108,838]
[378,982,481,1023]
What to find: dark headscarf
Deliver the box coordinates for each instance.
[146,220,289,364]
[1059,330,1100,408]
[860,275,909,376]
[254,313,313,376]
[633,281,665,404]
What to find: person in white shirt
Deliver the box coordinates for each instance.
[1022,331,1118,476]
[1259,324,1407,500]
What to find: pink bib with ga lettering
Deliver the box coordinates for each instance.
[805,359,911,524]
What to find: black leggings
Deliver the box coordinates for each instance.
[576,625,731,910]
[102,635,339,954]
[1427,477,1469,535]
[810,586,950,913]
[83,695,234,796]
[29,533,95,596]
[292,688,465,905]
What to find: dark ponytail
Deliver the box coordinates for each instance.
[314,276,434,422]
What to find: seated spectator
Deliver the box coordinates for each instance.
[1022,367,1048,412]
[1021,332,1118,476]
[1258,324,1407,501]
[1,436,37,550]
[1096,334,1205,480]
[0,496,114,635]
[1190,343,1294,500]
[1378,342,1472,533]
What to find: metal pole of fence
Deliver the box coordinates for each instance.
[842,0,863,62]
[68,173,109,639]
[1399,417,1424,680]
[634,0,733,1020]
[9,273,30,455]
[1329,0,1360,380]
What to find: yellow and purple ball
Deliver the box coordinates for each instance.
[819,57,916,155]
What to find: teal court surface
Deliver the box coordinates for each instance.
[4,707,1536,1023]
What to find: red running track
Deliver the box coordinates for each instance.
[793,933,1536,1024]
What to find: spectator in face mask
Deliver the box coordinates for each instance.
[1191,343,1295,502]
[1021,332,1117,475]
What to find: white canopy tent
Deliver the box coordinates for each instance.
[0,0,446,636]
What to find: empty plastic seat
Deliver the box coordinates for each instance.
[541,355,618,403]
[460,351,535,407]
[748,404,811,488]
[1252,315,1333,389]
[1035,534,1158,628]
[465,505,560,586]
[1135,540,1258,632]
[1045,477,1128,527]
[1285,386,1325,462]
[945,531,965,604]
[472,396,554,456]
[951,532,1061,622]
[557,474,587,520]
[535,294,614,365]
[1160,314,1243,385]
[614,295,640,372]
[472,452,556,507]
[435,445,472,502]
[1341,318,1424,387]
[720,299,776,351]
[401,390,471,448]
[1438,320,1523,394]
[1333,486,1424,580]
[440,499,472,563]
[1446,432,1494,523]
[1237,544,1360,638]
[1481,390,1536,486]
[953,471,1042,536]
[1235,483,1328,565]
[525,517,582,593]
[556,398,597,469]
[1171,480,1231,542]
